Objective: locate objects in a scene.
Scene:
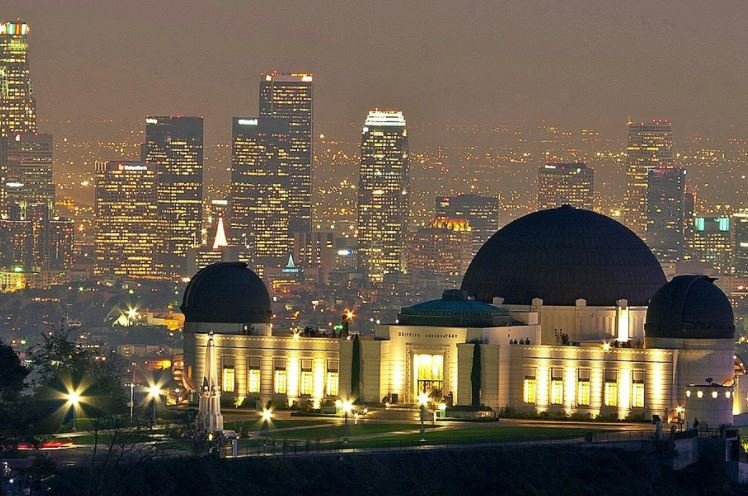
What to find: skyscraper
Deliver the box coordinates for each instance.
[357,110,409,283]
[0,22,36,137]
[686,216,732,275]
[259,73,313,234]
[408,216,472,277]
[143,116,203,275]
[537,163,594,211]
[732,212,748,277]
[646,167,686,263]
[230,117,290,264]
[94,161,160,278]
[46,216,74,271]
[623,121,673,238]
[3,132,54,215]
[435,194,499,257]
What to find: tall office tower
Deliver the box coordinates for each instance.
[408,216,472,277]
[46,216,74,271]
[230,117,290,264]
[143,116,204,275]
[0,22,37,137]
[3,132,54,215]
[646,167,686,263]
[292,230,336,284]
[259,73,313,233]
[357,110,409,283]
[622,120,673,238]
[732,212,748,277]
[0,218,32,269]
[686,216,732,274]
[94,161,160,278]
[537,163,594,211]
[435,194,499,257]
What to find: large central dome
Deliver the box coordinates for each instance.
[461,206,666,306]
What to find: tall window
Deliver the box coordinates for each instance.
[300,359,313,396]
[274,358,287,395]
[222,366,235,393]
[327,360,339,396]
[604,369,618,407]
[577,368,590,406]
[523,368,536,404]
[632,370,645,408]
[551,367,564,405]
[248,356,261,394]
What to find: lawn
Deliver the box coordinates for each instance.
[224,418,335,432]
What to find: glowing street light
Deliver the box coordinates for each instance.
[148,384,161,427]
[418,393,429,441]
[260,408,273,450]
[341,399,353,444]
[66,389,82,432]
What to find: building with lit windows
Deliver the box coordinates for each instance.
[408,216,472,277]
[686,216,732,275]
[143,116,204,276]
[733,212,748,277]
[3,132,53,215]
[623,121,673,238]
[94,161,161,279]
[646,167,686,263]
[537,163,594,211]
[435,194,499,258]
[183,207,740,430]
[259,72,313,234]
[0,21,36,138]
[230,117,290,265]
[357,110,409,283]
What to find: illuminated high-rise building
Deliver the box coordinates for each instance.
[435,194,499,257]
[623,121,673,238]
[94,161,161,278]
[2,132,53,215]
[686,216,732,275]
[143,116,203,275]
[732,212,748,277]
[408,216,472,277]
[646,167,686,263]
[357,110,409,283]
[259,72,313,233]
[0,218,32,269]
[0,21,36,137]
[46,216,74,271]
[537,163,594,211]
[230,117,290,264]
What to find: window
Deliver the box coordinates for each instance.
[222,366,235,393]
[274,358,287,395]
[327,360,339,396]
[577,368,590,406]
[632,370,645,408]
[300,359,313,396]
[248,357,261,394]
[604,369,618,407]
[523,368,536,404]
[551,368,564,405]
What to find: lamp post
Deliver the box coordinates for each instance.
[67,391,81,432]
[341,399,353,444]
[260,407,272,451]
[418,393,429,442]
[148,385,161,428]
[129,362,136,424]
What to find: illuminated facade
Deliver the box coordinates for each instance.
[143,116,204,275]
[646,167,686,263]
[292,230,336,284]
[408,216,472,277]
[259,73,313,234]
[686,216,732,275]
[435,194,499,258]
[623,121,673,238]
[357,110,409,283]
[537,163,593,211]
[0,22,36,138]
[184,208,738,428]
[733,212,748,277]
[230,117,290,264]
[94,161,161,278]
[3,132,54,215]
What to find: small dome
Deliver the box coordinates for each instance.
[645,275,735,339]
[398,289,513,327]
[180,262,272,324]
[461,206,666,306]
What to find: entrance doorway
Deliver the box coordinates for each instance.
[413,353,444,400]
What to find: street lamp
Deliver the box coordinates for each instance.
[260,408,273,451]
[341,399,353,444]
[66,390,81,432]
[418,393,429,441]
[148,385,161,427]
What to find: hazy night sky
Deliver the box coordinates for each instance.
[5,0,748,144]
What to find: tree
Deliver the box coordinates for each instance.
[351,334,361,400]
[470,341,481,408]
[0,340,29,403]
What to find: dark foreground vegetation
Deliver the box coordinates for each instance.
[48,446,748,496]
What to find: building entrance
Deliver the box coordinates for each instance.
[413,353,444,399]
